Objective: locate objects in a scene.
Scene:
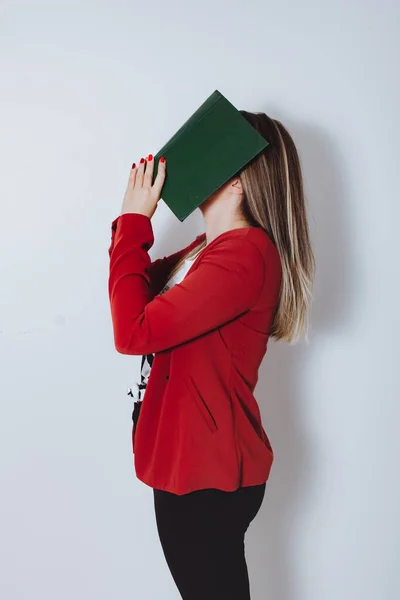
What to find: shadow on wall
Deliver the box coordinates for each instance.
[247,115,356,600]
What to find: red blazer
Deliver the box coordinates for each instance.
[108,212,282,495]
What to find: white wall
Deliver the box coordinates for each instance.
[0,1,398,598]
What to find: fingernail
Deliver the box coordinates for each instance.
[147,154,153,161]
[160,156,165,163]
[131,162,136,169]
[140,158,145,163]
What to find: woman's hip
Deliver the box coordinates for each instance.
[153,482,266,537]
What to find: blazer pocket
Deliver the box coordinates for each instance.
[183,374,218,434]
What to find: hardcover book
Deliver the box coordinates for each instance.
[152,89,269,221]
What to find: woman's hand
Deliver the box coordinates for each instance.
[120,154,166,220]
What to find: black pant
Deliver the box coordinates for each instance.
[153,482,266,599]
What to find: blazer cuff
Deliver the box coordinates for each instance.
[112,212,154,250]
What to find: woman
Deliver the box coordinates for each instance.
[108,111,315,599]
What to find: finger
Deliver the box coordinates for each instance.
[128,162,137,188]
[143,153,154,187]
[136,157,146,187]
[152,156,166,198]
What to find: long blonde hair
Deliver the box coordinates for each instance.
[169,111,316,344]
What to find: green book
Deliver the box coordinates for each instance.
[152,89,269,222]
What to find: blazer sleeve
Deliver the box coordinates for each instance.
[108,212,265,355]
[109,214,201,296]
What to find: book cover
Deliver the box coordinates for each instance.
[152,90,269,222]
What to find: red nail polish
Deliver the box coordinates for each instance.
[160,156,165,163]
[140,158,145,163]
[131,162,136,169]
[148,154,153,161]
